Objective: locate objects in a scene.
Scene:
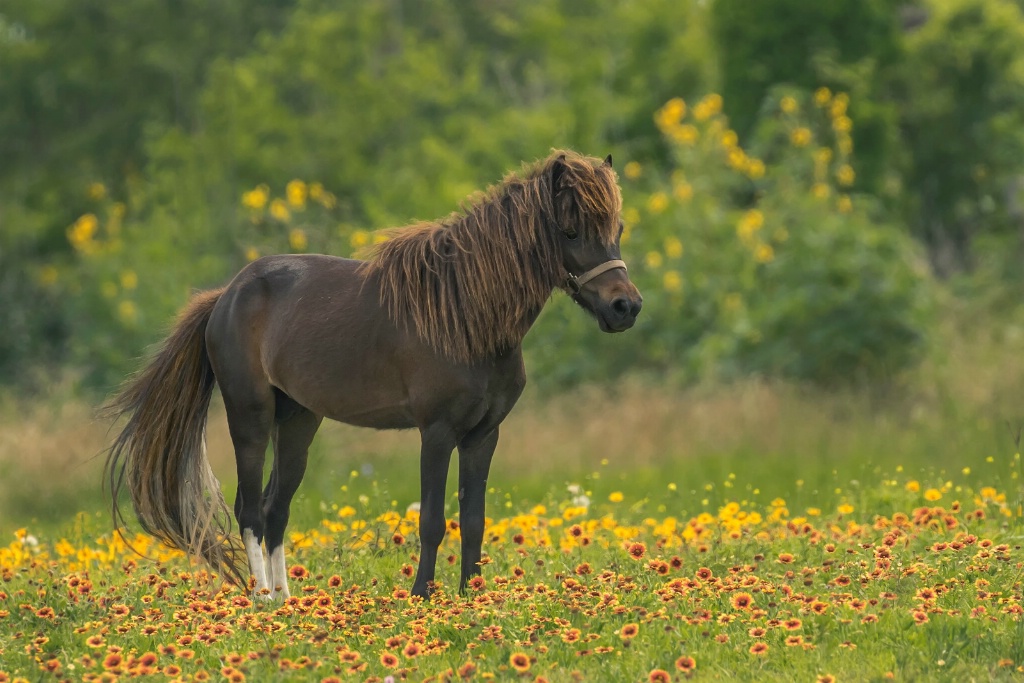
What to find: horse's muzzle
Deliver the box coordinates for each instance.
[598,294,643,332]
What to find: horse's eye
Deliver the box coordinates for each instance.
[564,229,579,241]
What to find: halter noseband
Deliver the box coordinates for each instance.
[562,259,628,296]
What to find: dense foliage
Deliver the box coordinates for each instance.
[1,0,1022,389]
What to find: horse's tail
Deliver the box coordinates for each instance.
[104,287,246,586]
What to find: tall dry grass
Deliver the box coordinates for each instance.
[2,301,1023,530]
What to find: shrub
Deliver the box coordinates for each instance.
[529,92,933,386]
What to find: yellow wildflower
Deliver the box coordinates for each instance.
[664,237,684,259]
[673,181,693,202]
[837,164,855,186]
[671,124,699,146]
[269,198,290,222]
[905,480,920,493]
[645,251,663,269]
[242,185,269,211]
[790,127,812,147]
[68,213,99,249]
[663,270,683,294]
[736,209,764,241]
[87,182,106,201]
[924,489,942,502]
[119,270,137,290]
[289,228,308,252]
[811,183,830,200]
[609,492,624,503]
[647,192,669,214]
[746,158,766,180]
[754,243,774,264]
[117,300,138,324]
[245,246,260,262]
[624,161,642,180]
[350,230,370,249]
[286,179,308,209]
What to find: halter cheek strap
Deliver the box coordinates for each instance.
[562,259,627,296]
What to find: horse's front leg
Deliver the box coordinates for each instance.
[411,424,456,598]
[457,427,499,593]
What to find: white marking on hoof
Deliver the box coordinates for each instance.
[243,529,271,600]
[269,544,290,601]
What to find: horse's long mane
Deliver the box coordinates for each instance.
[360,149,621,362]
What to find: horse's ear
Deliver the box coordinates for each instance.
[551,153,568,192]
[603,154,613,168]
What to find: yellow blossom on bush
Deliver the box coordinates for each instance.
[624,161,642,180]
[119,270,137,290]
[286,179,308,209]
[647,192,669,214]
[790,127,812,147]
[663,270,683,294]
[833,116,853,134]
[117,300,137,324]
[289,228,308,252]
[754,243,774,264]
[721,129,738,149]
[836,165,855,187]
[670,124,699,146]
[645,251,663,269]
[736,210,764,241]
[812,183,830,200]
[837,195,853,214]
[68,213,99,250]
[814,87,832,106]
[245,246,260,262]
[780,96,798,114]
[746,158,766,179]
[269,198,290,222]
[664,237,683,259]
[698,93,723,119]
[349,230,371,249]
[655,98,687,130]
[87,182,106,201]
[673,181,693,202]
[242,184,269,211]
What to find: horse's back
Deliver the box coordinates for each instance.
[206,254,420,427]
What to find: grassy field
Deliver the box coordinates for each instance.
[1,311,1024,681]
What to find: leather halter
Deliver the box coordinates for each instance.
[562,259,627,296]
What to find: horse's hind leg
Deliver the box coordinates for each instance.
[220,381,275,598]
[263,396,321,601]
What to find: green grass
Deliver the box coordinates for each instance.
[3,310,1024,681]
[1,463,1022,682]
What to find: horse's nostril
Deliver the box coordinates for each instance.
[611,298,630,317]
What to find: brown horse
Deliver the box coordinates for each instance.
[106,150,642,600]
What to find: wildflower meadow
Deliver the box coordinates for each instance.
[2,456,1023,682]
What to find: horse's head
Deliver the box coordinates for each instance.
[550,152,643,333]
